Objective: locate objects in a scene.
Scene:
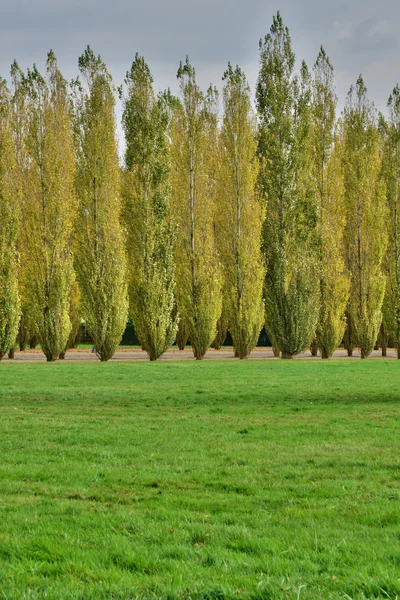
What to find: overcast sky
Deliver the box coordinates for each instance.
[1,0,399,131]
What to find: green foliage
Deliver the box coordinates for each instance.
[170,57,222,359]
[60,281,81,358]
[380,85,400,357]
[73,46,128,362]
[257,13,320,358]
[0,80,20,359]
[19,53,76,361]
[219,64,264,359]
[211,307,229,350]
[311,48,349,358]
[121,54,177,361]
[342,76,387,358]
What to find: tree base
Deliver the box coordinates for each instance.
[281,352,294,359]
[310,339,318,357]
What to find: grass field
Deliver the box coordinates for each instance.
[0,360,399,600]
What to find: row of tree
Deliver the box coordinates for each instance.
[0,13,399,362]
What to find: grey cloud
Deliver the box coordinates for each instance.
[1,0,400,114]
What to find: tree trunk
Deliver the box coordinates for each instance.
[8,347,15,359]
[310,338,318,357]
[29,335,38,349]
[176,318,188,350]
[281,352,294,359]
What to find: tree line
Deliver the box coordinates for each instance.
[0,13,399,362]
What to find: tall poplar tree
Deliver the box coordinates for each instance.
[73,47,128,361]
[342,76,387,358]
[0,79,20,360]
[121,54,177,361]
[170,58,222,360]
[10,61,32,355]
[256,12,319,358]
[21,52,76,361]
[381,85,400,357]
[219,63,264,359]
[311,48,349,358]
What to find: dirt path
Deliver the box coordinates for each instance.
[3,347,398,361]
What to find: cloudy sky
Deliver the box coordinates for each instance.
[1,0,399,123]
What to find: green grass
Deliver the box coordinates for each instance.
[0,360,399,600]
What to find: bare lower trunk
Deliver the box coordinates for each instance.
[272,345,280,357]
[310,338,318,357]
[8,347,15,359]
[46,355,58,362]
[29,335,38,349]
[269,333,280,357]
[281,352,294,359]
[176,318,188,350]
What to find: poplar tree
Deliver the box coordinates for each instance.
[342,76,387,358]
[10,62,31,355]
[219,63,264,359]
[256,13,319,358]
[73,47,128,361]
[381,85,400,357]
[311,48,349,358]
[121,54,177,361]
[170,58,222,360]
[0,79,20,360]
[21,52,76,361]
